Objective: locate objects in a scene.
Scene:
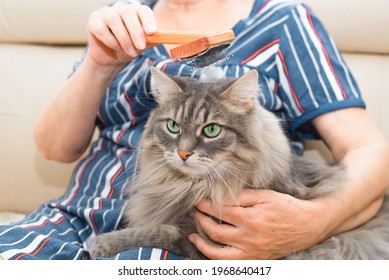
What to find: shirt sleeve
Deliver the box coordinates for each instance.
[276,3,365,132]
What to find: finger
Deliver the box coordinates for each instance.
[236,189,265,207]
[192,209,238,245]
[136,5,158,34]
[88,11,122,52]
[236,189,286,207]
[196,199,246,227]
[188,233,248,260]
[119,7,147,50]
[103,8,138,57]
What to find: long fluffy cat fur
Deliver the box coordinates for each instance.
[87,68,389,259]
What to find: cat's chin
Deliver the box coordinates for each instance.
[169,161,207,178]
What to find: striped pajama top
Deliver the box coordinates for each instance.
[0,0,364,260]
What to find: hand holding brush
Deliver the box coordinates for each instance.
[87,3,234,68]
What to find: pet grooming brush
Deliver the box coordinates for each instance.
[146,30,235,68]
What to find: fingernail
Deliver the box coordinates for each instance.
[128,47,138,58]
[190,209,199,219]
[136,37,146,49]
[187,234,196,243]
[146,22,157,34]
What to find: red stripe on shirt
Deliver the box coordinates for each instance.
[255,0,272,14]
[162,250,169,260]
[124,92,140,117]
[274,81,279,95]
[278,49,304,113]
[89,151,129,232]
[306,10,348,100]
[110,166,124,186]
[66,140,105,206]
[90,209,99,234]
[117,129,127,144]
[108,151,128,198]
[240,39,280,65]
[108,166,124,199]
[13,238,52,260]
[26,217,65,230]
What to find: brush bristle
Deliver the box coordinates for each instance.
[184,44,231,68]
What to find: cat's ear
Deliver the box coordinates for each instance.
[222,70,259,113]
[150,67,183,103]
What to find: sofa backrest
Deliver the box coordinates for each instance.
[2,0,388,54]
[304,0,389,55]
[0,0,111,44]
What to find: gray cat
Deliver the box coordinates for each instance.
[87,67,389,259]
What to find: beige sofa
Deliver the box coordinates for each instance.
[1,0,389,223]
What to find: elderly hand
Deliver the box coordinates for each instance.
[188,189,331,260]
[87,1,157,66]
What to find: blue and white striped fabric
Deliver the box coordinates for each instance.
[0,0,364,260]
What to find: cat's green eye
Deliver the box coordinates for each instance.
[203,123,221,138]
[167,119,181,134]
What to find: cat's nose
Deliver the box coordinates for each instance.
[177,150,194,161]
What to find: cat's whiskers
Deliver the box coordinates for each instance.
[119,156,168,190]
[199,163,225,220]
[207,162,249,226]
[198,157,235,205]
[133,161,170,185]
[209,164,240,209]
[212,166,248,227]
[109,149,166,189]
[218,161,254,174]
[110,160,163,190]
[216,163,258,189]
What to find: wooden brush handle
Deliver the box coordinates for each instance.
[145,31,207,45]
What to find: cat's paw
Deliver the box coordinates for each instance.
[86,235,115,259]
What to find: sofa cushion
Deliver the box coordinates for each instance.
[0,44,85,213]
[0,212,25,225]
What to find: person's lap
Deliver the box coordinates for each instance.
[0,204,183,260]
